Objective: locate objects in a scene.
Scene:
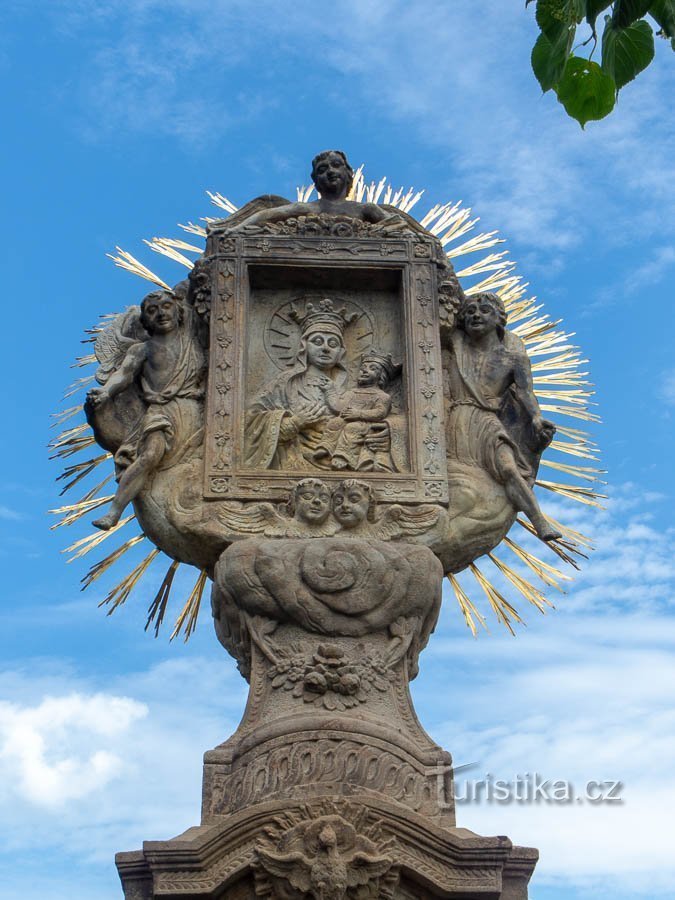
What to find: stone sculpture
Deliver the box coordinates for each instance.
[83,151,546,898]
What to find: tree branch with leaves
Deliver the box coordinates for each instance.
[528,0,674,126]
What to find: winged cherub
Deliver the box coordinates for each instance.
[331,479,440,539]
[217,478,338,538]
[86,290,205,530]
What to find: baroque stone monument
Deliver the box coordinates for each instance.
[85,150,555,898]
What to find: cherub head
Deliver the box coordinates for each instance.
[287,478,332,526]
[357,350,401,389]
[311,150,354,200]
[332,479,376,529]
[458,291,507,340]
[140,290,184,335]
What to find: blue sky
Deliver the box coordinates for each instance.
[1,2,674,898]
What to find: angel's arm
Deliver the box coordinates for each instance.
[101,343,146,398]
[512,348,543,424]
[233,200,309,229]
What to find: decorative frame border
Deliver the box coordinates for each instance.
[203,233,448,504]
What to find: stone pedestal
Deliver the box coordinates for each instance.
[117,540,537,898]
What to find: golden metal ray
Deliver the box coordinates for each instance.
[79,530,145,587]
[487,552,553,614]
[154,237,203,255]
[50,491,114,529]
[178,221,208,237]
[469,563,523,635]
[535,478,606,507]
[100,547,161,615]
[549,438,600,461]
[145,559,180,637]
[502,536,571,590]
[206,191,238,213]
[446,574,487,637]
[49,423,90,449]
[65,516,137,563]
[51,405,84,428]
[540,459,607,483]
[143,239,195,269]
[170,570,208,642]
[445,231,504,258]
[57,452,112,495]
[106,248,171,290]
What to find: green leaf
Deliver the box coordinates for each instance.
[649,0,675,40]
[612,0,653,28]
[555,56,616,126]
[532,27,576,91]
[602,19,655,88]
[536,0,569,39]
[586,0,612,31]
[535,0,584,38]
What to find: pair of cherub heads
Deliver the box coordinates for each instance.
[288,477,376,530]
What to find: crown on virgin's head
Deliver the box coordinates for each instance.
[289,298,359,336]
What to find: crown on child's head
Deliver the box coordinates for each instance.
[360,349,402,381]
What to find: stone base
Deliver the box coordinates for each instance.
[117,542,537,898]
[117,796,537,898]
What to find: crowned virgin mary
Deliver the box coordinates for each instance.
[244,299,356,471]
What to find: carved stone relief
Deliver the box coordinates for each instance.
[252,802,400,900]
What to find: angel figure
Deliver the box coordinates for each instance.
[331,479,440,540]
[86,290,206,530]
[445,291,560,542]
[222,150,405,235]
[313,350,402,473]
[217,478,338,538]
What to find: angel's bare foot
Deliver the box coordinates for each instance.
[93,511,119,531]
[533,516,562,543]
[331,457,348,470]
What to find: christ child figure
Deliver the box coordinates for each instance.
[314,350,401,473]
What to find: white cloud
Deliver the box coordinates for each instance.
[43,0,674,286]
[0,656,246,865]
[0,693,147,808]
[412,487,675,895]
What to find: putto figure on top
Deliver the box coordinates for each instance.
[222,150,406,234]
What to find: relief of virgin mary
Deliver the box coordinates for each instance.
[244,299,357,470]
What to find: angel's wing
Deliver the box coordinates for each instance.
[94,307,147,385]
[217,502,287,535]
[255,848,312,893]
[346,852,395,886]
[209,194,292,231]
[376,504,440,540]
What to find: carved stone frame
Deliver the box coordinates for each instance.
[203,232,448,505]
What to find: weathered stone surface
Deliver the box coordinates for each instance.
[116,797,537,898]
[110,151,541,899]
